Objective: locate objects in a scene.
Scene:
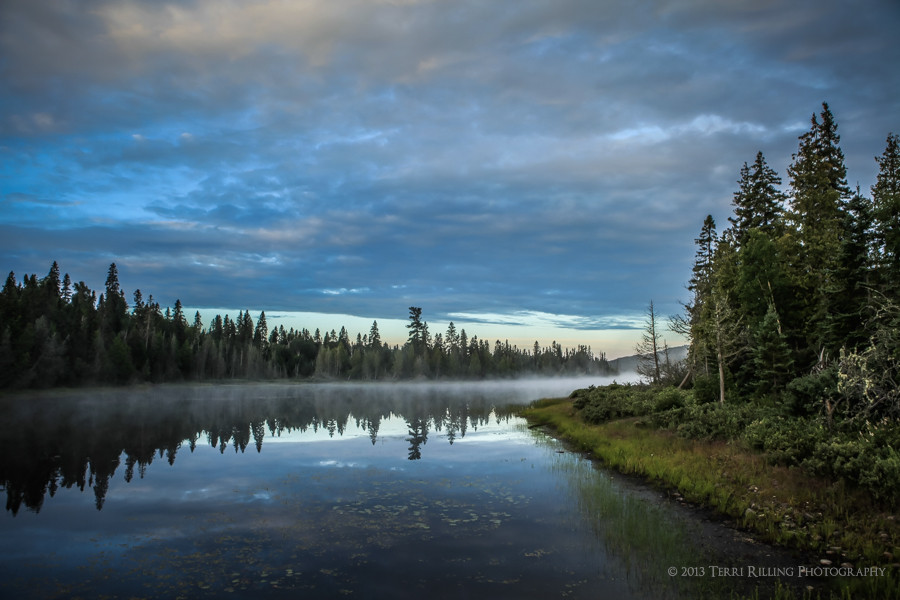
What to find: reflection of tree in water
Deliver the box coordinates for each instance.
[366,414,381,445]
[0,383,521,514]
[405,417,429,460]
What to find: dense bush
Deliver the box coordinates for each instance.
[653,387,687,412]
[666,402,765,440]
[578,384,650,423]
[742,415,825,466]
[691,374,722,405]
[571,382,900,508]
[783,367,840,417]
[798,419,900,506]
[572,384,691,424]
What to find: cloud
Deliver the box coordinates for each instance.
[446,310,646,331]
[1,0,898,347]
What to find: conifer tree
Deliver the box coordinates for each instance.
[101,262,128,336]
[872,132,900,297]
[172,299,188,343]
[44,261,61,305]
[690,215,717,298]
[368,321,382,349]
[728,151,786,245]
[61,273,72,303]
[237,310,253,345]
[682,216,717,380]
[406,307,426,357]
[750,304,794,397]
[253,311,268,350]
[827,187,875,350]
[786,102,851,354]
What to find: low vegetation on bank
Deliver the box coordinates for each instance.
[523,385,899,599]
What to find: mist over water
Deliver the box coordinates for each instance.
[1,376,688,600]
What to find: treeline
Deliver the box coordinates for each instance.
[0,267,610,389]
[675,102,899,423]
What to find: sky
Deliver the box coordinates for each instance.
[2,0,899,358]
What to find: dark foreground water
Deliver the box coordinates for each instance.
[1,379,775,599]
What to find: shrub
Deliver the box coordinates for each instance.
[691,374,720,405]
[665,402,765,441]
[783,367,839,417]
[653,387,686,412]
[742,416,824,466]
[800,420,900,508]
[573,383,655,424]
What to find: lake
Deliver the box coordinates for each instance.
[0,379,786,599]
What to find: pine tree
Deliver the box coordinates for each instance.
[751,304,794,397]
[872,132,900,298]
[406,307,426,357]
[253,311,268,350]
[105,262,121,298]
[101,263,128,337]
[734,229,792,333]
[338,326,350,351]
[237,310,253,345]
[368,321,382,349]
[172,299,188,344]
[682,216,718,381]
[786,102,851,353]
[690,215,717,297]
[728,151,786,245]
[0,272,19,325]
[61,273,72,303]
[43,261,61,305]
[826,187,874,351]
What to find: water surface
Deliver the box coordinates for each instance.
[1,379,727,599]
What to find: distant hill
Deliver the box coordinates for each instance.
[608,345,688,374]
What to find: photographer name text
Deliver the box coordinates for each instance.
[669,565,889,578]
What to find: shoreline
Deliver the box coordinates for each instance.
[521,397,900,599]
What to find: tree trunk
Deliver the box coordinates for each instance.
[717,345,726,404]
[677,366,692,390]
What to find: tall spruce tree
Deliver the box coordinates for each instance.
[786,102,851,355]
[101,262,128,337]
[728,152,786,245]
[690,215,717,297]
[827,187,874,351]
[406,307,426,357]
[253,311,268,350]
[368,320,382,349]
[872,132,900,298]
[684,216,717,379]
[750,304,794,397]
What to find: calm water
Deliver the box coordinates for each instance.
[1,379,727,599]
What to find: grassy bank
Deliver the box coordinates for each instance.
[521,392,900,599]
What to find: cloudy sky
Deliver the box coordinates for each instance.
[2,0,899,357]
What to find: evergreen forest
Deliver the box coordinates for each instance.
[585,102,900,508]
[672,102,899,424]
[0,268,610,389]
[521,105,900,587]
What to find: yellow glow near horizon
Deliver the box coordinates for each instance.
[187,308,685,360]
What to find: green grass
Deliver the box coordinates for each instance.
[521,399,900,600]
